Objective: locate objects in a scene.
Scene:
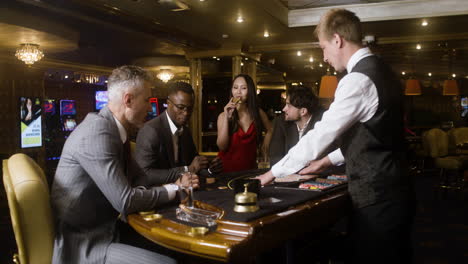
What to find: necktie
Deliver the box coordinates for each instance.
[173,129,182,165]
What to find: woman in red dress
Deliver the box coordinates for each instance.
[216,74,273,172]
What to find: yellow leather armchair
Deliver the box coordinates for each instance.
[2,153,54,264]
[423,128,467,197]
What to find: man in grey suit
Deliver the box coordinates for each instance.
[51,65,197,264]
[135,82,222,185]
[269,85,323,166]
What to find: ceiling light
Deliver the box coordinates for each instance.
[452,73,457,78]
[428,72,432,77]
[319,63,323,67]
[245,58,248,61]
[416,44,421,50]
[212,56,217,59]
[156,70,174,83]
[402,71,406,75]
[309,57,314,62]
[297,51,302,56]
[264,31,270,38]
[237,16,244,23]
[15,43,44,65]
[216,58,220,61]
[334,71,337,75]
[421,20,428,26]
[241,62,244,66]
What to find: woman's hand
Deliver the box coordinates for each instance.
[224,97,238,118]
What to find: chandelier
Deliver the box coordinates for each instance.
[15,43,44,65]
[156,70,174,83]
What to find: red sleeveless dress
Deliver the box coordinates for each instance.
[218,122,257,173]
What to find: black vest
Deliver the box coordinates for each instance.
[341,55,410,208]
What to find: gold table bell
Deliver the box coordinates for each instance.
[234,183,259,213]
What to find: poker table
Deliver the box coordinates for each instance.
[128,169,350,263]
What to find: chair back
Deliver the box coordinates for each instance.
[2,153,54,264]
[448,127,468,155]
[423,128,449,158]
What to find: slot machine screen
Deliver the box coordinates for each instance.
[95,90,108,111]
[60,100,76,116]
[20,96,42,148]
[43,99,56,115]
[147,97,160,120]
[62,118,77,131]
[461,97,468,118]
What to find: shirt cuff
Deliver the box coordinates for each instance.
[328,149,345,166]
[163,184,179,200]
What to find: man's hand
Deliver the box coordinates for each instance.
[298,156,332,175]
[175,172,200,189]
[256,170,275,186]
[189,156,209,173]
[208,157,223,174]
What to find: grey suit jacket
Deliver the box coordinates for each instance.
[135,111,200,185]
[51,106,171,264]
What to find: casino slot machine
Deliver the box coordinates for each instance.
[60,99,77,137]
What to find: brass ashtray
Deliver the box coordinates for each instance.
[139,210,155,216]
[187,226,209,237]
[142,213,163,222]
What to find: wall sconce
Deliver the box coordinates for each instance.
[157,70,174,83]
[15,43,44,65]
[405,79,422,95]
[442,79,459,95]
[318,75,338,98]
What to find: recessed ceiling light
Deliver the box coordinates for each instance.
[421,20,428,26]
[264,31,270,38]
[245,58,248,61]
[309,57,314,62]
[222,34,229,39]
[241,62,244,66]
[452,73,457,78]
[428,72,432,76]
[297,51,302,56]
[319,63,323,67]
[216,58,220,61]
[199,0,205,2]
[416,44,421,50]
[402,71,406,75]
[237,16,244,23]
[334,71,337,75]
[212,56,217,59]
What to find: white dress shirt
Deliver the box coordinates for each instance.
[272,47,379,178]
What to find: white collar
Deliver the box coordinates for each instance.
[346,47,373,73]
[166,111,183,135]
[112,115,127,143]
[297,115,313,132]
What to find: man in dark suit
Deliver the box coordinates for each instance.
[269,85,324,166]
[135,82,222,185]
[51,66,197,264]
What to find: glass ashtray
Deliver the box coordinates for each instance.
[176,204,221,227]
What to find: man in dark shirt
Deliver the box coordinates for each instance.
[269,85,323,166]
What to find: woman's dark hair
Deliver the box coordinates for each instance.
[229,74,263,143]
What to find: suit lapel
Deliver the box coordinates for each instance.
[160,112,176,167]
